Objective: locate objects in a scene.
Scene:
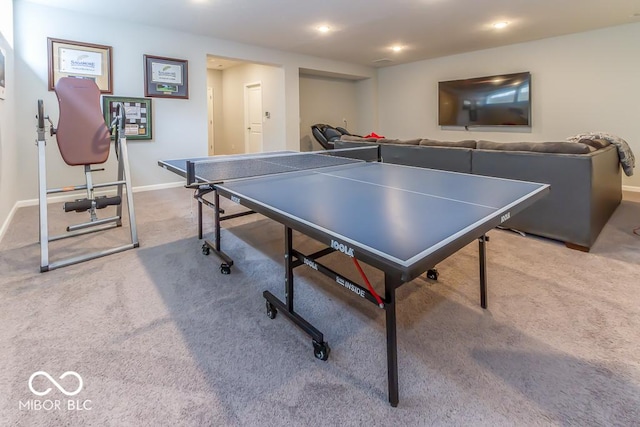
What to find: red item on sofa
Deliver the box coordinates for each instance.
[363,132,384,139]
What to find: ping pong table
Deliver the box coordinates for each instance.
[159,147,549,407]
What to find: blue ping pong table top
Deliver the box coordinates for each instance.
[159,151,295,180]
[214,161,549,278]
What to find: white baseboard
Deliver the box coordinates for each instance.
[622,185,640,193]
[14,181,184,208]
[0,181,183,243]
[0,202,21,244]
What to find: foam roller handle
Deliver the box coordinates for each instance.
[64,199,93,212]
[96,196,121,209]
[63,196,121,212]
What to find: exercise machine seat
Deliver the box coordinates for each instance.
[54,77,111,166]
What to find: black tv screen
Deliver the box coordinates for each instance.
[438,72,531,127]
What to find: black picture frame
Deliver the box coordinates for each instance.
[144,54,188,99]
[102,96,152,140]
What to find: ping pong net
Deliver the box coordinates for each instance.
[185,146,380,186]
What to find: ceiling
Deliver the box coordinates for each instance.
[25,0,640,68]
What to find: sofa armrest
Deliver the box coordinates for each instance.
[471,145,621,248]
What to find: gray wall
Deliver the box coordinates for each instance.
[219,63,285,155]
[11,0,376,201]
[299,74,361,151]
[206,68,223,155]
[207,64,285,156]
[3,1,639,236]
[377,23,640,188]
[0,0,16,240]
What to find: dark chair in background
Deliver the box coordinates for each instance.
[311,124,355,150]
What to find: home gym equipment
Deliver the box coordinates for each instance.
[35,77,138,272]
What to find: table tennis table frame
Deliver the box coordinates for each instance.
[192,185,255,273]
[213,184,494,408]
[160,147,546,408]
[260,225,489,407]
[182,147,382,275]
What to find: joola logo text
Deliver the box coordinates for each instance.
[303,258,318,270]
[336,277,365,298]
[500,212,511,223]
[230,196,240,204]
[331,240,354,257]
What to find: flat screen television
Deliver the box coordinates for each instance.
[438,72,531,127]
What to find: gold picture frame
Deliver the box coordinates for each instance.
[48,37,113,93]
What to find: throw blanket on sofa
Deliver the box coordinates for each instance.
[567,132,635,176]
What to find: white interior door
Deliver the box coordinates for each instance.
[207,87,215,155]
[245,83,263,153]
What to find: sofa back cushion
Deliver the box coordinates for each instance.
[340,135,378,142]
[377,138,421,145]
[381,144,472,173]
[420,139,477,149]
[477,140,592,154]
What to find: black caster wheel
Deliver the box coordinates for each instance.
[220,263,231,274]
[312,340,330,361]
[265,301,277,319]
[426,268,439,281]
[202,244,210,256]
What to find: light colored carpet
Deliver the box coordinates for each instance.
[1,187,639,426]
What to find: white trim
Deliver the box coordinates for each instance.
[0,181,183,243]
[0,202,21,244]
[622,185,640,193]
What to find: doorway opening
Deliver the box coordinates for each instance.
[205,55,284,155]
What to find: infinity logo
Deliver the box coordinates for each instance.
[28,371,83,397]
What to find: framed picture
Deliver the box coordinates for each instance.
[102,96,152,140]
[0,47,6,100]
[144,54,188,99]
[48,38,113,93]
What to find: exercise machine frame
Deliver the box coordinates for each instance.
[36,99,139,272]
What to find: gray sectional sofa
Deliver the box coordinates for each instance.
[335,136,622,251]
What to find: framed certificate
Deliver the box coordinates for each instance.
[144,55,188,99]
[102,96,152,140]
[48,38,113,93]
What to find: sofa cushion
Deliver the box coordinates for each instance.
[378,138,420,145]
[476,140,592,154]
[340,135,378,142]
[420,139,477,149]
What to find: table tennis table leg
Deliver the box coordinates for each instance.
[197,190,234,273]
[479,234,488,309]
[213,191,222,252]
[198,193,203,240]
[385,274,400,407]
[263,226,329,360]
[284,226,295,312]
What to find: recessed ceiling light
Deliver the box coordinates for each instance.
[493,21,509,29]
[390,45,403,52]
[317,25,331,33]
